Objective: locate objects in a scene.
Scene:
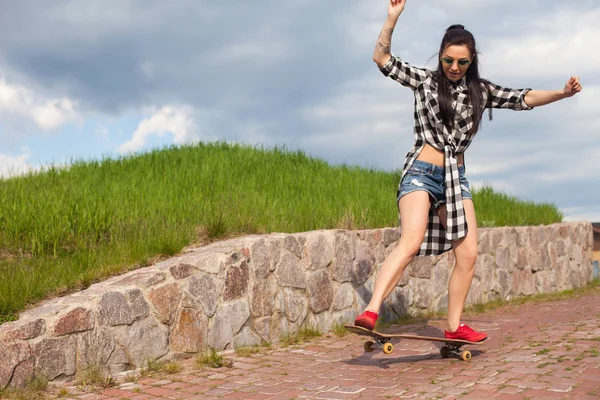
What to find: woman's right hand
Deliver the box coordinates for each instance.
[389,0,406,18]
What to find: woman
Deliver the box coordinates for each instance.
[354,0,583,342]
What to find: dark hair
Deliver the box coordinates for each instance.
[434,24,488,134]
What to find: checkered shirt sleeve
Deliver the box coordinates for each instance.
[486,82,533,110]
[379,53,431,91]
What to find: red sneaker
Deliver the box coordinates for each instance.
[355,311,378,330]
[444,324,487,342]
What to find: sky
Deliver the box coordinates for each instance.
[0,0,598,222]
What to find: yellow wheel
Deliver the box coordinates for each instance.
[382,342,394,354]
[364,341,375,352]
[460,350,471,361]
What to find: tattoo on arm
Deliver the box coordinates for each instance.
[375,28,393,58]
[377,41,390,53]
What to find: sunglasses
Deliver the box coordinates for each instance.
[441,57,471,67]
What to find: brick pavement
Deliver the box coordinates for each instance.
[47,287,600,400]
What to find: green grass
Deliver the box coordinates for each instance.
[77,364,114,388]
[280,325,322,347]
[0,373,48,399]
[234,341,271,357]
[125,358,184,381]
[140,358,183,376]
[332,322,350,337]
[474,186,563,227]
[0,141,563,322]
[195,348,231,369]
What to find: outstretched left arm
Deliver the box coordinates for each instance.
[524,76,583,107]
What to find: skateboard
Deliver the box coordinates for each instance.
[344,324,488,361]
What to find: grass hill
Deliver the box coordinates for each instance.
[0,142,563,323]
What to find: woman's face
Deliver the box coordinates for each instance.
[441,44,472,82]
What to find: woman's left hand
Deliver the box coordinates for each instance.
[564,76,583,97]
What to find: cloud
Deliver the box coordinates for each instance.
[562,207,600,223]
[0,79,79,131]
[0,0,597,222]
[94,123,110,137]
[481,7,600,80]
[0,149,33,178]
[117,105,198,153]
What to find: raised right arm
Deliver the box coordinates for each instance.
[375,1,430,91]
[373,1,405,66]
[373,16,398,67]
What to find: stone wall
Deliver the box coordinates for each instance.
[0,222,593,387]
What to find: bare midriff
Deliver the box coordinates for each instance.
[416,143,464,167]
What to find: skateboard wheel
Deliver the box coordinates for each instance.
[364,341,375,352]
[382,342,394,354]
[440,346,451,358]
[460,350,471,361]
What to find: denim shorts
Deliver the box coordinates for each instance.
[397,159,472,211]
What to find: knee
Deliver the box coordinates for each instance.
[456,246,478,270]
[397,239,422,262]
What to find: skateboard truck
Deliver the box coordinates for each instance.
[439,343,472,361]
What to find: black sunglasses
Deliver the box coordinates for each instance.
[440,57,471,67]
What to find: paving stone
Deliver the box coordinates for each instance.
[34,286,600,399]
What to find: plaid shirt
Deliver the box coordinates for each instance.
[380,53,532,255]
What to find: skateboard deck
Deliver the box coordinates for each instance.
[345,324,488,361]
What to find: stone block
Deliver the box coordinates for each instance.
[282,235,302,258]
[270,239,281,272]
[53,307,94,336]
[307,270,333,314]
[275,252,307,289]
[187,272,223,317]
[250,238,270,279]
[282,288,308,323]
[495,246,511,271]
[112,271,166,288]
[252,317,271,342]
[412,278,433,309]
[305,233,333,270]
[382,228,400,246]
[126,289,150,320]
[208,301,250,350]
[250,279,275,317]
[76,328,121,372]
[0,341,33,388]
[409,256,433,279]
[186,251,225,274]
[113,318,168,367]
[331,283,354,311]
[332,233,354,282]
[169,263,195,279]
[353,241,375,284]
[170,308,208,353]
[223,260,249,301]
[34,336,76,380]
[148,283,182,325]
[233,326,262,348]
[97,292,136,326]
[3,319,46,341]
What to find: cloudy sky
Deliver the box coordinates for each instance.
[0,0,598,222]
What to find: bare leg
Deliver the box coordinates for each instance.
[363,191,431,313]
[438,199,479,332]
